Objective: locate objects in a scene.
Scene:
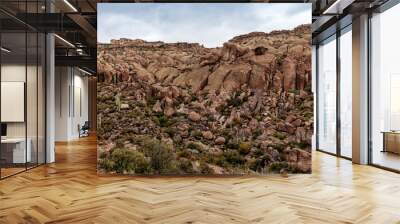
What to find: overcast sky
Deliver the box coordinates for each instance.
[98,3,311,48]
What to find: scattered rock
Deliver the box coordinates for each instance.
[120,103,130,109]
[188,111,201,121]
[215,137,226,145]
[202,131,214,140]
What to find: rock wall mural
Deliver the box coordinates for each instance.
[97,4,313,175]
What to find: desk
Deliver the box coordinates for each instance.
[1,138,31,163]
[382,131,400,154]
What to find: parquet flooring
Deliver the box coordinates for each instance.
[1,135,400,223]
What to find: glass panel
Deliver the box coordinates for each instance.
[38,32,45,165]
[340,27,352,158]
[1,31,27,177]
[371,4,400,171]
[27,31,38,169]
[317,35,337,154]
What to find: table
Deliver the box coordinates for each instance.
[1,138,31,164]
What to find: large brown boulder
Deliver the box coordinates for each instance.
[172,66,210,92]
[281,57,296,91]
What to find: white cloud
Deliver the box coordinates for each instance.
[98,3,311,48]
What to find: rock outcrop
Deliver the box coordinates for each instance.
[97,24,313,175]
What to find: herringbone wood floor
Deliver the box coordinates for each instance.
[1,136,400,224]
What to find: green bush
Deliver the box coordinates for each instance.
[200,162,214,175]
[99,148,150,174]
[268,143,285,152]
[177,149,191,159]
[223,150,245,165]
[249,155,271,172]
[142,138,175,174]
[98,158,115,172]
[289,141,310,149]
[273,132,286,140]
[226,139,239,149]
[115,139,125,149]
[187,142,202,151]
[239,142,252,155]
[178,158,194,173]
[269,162,290,172]
[190,130,203,140]
[164,127,176,137]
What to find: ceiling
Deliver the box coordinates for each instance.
[0,0,393,73]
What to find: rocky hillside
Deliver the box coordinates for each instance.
[97,24,313,175]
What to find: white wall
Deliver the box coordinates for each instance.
[55,67,89,141]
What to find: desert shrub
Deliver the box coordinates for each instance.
[269,162,290,172]
[177,149,191,159]
[268,143,285,152]
[200,162,214,175]
[99,148,150,174]
[190,130,203,139]
[289,141,310,149]
[157,115,172,127]
[252,148,264,157]
[164,127,176,137]
[226,139,239,149]
[239,142,252,155]
[223,150,245,165]
[115,139,125,148]
[303,111,313,119]
[252,129,263,138]
[187,142,202,151]
[227,91,245,108]
[273,132,287,140]
[98,158,115,172]
[227,97,242,108]
[142,138,174,174]
[178,158,194,173]
[215,156,229,168]
[99,151,108,159]
[249,155,271,172]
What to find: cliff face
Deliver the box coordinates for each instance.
[98,24,311,93]
[97,24,313,175]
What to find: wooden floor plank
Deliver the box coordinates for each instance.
[0,135,399,223]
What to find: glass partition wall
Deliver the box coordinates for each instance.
[0,5,46,179]
[339,26,352,159]
[370,3,400,171]
[316,25,352,159]
[317,35,337,155]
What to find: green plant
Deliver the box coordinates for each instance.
[99,148,150,174]
[200,162,214,175]
[115,139,125,148]
[226,139,239,149]
[268,143,285,152]
[239,142,252,155]
[178,158,194,173]
[187,142,202,151]
[190,130,203,139]
[164,127,176,137]
[249,155,271,172]
[252,129,263,138]
[269,162,290,172]
[177,149,191,159]
[289,141,310,149]
[98,158,115,172]
[142,138,174,174]
[273,132,286,140]
[223,150,245,165]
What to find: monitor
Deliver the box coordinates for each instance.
[1,123,7,137]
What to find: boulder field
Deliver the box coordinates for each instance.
[97,24,313,175]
